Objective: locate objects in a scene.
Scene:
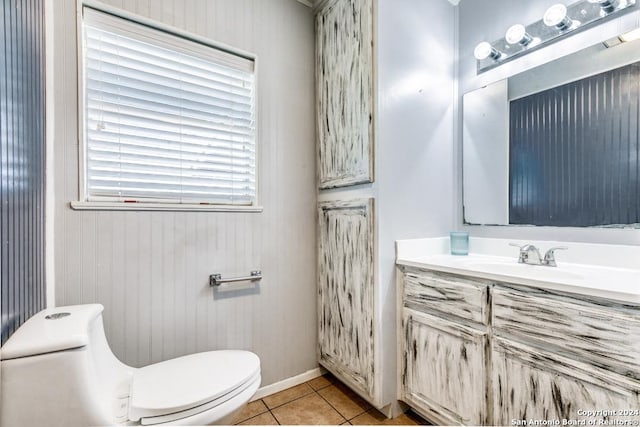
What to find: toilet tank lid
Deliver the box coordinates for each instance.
[0,304,104,360]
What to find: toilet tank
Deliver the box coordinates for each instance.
[0,304,134,426]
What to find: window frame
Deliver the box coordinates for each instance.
[72,0,262,212]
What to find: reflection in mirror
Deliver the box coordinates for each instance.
[463,31,640,228]
[463,80,509,225]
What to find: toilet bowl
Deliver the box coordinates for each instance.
[0,304,261,426]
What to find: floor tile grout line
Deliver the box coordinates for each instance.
[264,388,316,411]
[309,381,334,392]
[311,389,348,425]
[314,388,345,422]
[314,386,363,423]
[268,408,281,425]
[269,388,345,425]
[234,399,270,425]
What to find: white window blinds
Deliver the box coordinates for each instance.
[81,8,256,205]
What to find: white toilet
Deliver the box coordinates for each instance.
[0,304,261,426]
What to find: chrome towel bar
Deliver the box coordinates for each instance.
[209,270,262,287]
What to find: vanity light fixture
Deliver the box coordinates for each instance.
[543,4,576,31]
[474,0,637,73]
[588,0,623,14]
[474,42,503,61]
[505,24,535,46]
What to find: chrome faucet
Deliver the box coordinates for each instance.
[509,243,568,267]
[542,246,568,267]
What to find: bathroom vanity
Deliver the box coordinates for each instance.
[396,238,640,426]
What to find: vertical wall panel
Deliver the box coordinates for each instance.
[1,0,46,344]
[52,0,317,387]
[510,62,640,227]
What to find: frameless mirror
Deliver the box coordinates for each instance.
[463,31,640,227]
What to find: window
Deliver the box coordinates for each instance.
[77,7,257,210]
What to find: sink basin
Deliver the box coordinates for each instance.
[463,261,585,281]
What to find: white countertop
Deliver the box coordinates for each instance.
[396,237,640,304]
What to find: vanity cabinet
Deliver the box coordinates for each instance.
[492,337,640,425]
[492,285,640,425]
[492,285,640,381]
[399,268,490,425]
[397,266,640,426]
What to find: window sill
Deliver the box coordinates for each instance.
[70,201,263,213]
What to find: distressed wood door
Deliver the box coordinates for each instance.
[493,284,640,381]
[316,0,374,188]
[492,337,640,426]
[318,199,375,399]
[401,309,489,426]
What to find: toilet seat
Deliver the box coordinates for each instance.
[129,350,261,425]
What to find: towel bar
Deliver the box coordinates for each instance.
[209,270,262,287]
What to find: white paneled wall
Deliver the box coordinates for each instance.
[51,0,317,386]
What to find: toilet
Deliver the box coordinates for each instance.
[0,304,261,426]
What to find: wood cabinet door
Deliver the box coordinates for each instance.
[318,199,375,399]
[493,284,640,381]
[492,337,640,426]
[401,309,489,426]
[316,0,374,189]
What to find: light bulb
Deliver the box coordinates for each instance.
[543,4,573,31]
[474,42,502,61]
[505,24,534,46]
[588,0,622,14]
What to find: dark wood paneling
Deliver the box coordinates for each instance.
[1,0,46,344]
[510,62,640,226]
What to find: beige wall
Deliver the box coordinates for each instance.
[51,0,317,386]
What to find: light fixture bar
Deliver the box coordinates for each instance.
[475,0,637,73]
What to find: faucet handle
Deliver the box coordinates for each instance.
[509,242,528,263]
[543,246,568,267]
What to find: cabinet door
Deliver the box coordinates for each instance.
[401,309,488,426]
[318,199,375,399]
[493,337,640,425]
[493,284,640,381]
[316,0,374,188]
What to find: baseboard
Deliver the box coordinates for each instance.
[251,367,325,401]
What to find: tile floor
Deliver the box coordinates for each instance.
[233,373,428,425]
